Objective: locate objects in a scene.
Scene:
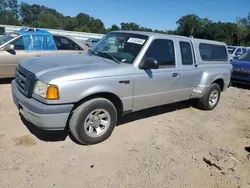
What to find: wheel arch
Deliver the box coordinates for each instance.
[211,78,225,91]
[72,92,124,117]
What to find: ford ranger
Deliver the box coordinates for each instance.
[11,31,232,145]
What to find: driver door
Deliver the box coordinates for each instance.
[0,36,44,78]
[133,38,183,111]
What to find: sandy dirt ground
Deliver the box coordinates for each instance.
[0,80,249,188]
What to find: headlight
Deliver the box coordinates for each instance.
[33,80,60,100]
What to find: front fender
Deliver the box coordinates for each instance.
[77,85,120,101]
[57,76,134,111]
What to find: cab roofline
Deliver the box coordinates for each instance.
[109,30,227,45]
[17,28,53,36]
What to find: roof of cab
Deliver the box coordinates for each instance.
[110,30,227,45]
[17,28,53,36]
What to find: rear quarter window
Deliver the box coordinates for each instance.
[199,43,228,61]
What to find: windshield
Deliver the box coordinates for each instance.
[227,47,236,54]
[90,32,149,64]
[0,33,19,46]
[238,52,250,62]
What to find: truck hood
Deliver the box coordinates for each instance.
[20,54,132,83]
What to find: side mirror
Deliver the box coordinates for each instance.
[3,44,14,51]
[139,57,159,69]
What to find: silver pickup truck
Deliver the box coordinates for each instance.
[11,31,232,145]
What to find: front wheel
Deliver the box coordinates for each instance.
[69,98,117,145]
[197,83,221,110]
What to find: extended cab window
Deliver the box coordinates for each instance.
[180,41,193,65]
[144,39,175,67]
[199,43,227,61]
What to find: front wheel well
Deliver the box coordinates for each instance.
[72,92,123,117]
[212,79,224,91]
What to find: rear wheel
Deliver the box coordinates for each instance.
[69,98,117,145]
[197,83,221,110]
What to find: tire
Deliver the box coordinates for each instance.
[69,98,117,145]
[197,83,221,110]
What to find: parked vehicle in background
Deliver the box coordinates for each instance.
[227,45,249,60]
[85,38,100,48]
[231,51,250,84]
[0,28,87,78]
[0,27,5,35]
[11,31,232,145]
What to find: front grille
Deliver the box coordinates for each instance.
[15,65,37,98]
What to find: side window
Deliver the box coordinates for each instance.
[31,35,45,50]
[53,36,71,50]
[23,34,45,50]
[67,38,83,50]
[144,39,175,67]
[53,36,82,50]
[236,48,241,53]
[243,48,247,54]
[180,41,193,65]
[11,37,24,50]
[45,35,57,50]
[199,43,227,61]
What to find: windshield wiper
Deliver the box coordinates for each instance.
[97,52,121,64]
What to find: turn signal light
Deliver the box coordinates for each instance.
[46,85,60,100]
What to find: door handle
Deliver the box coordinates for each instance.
[36,55,40,57]
[172,73,180,77]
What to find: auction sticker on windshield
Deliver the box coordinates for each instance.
[127,38,145,45]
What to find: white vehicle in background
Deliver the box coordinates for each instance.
[85,38,100,48]
[227,45,250,60]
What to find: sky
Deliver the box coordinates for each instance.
[20,0,250,30]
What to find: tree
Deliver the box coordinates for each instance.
[236,17,249,45]
[63,17,77,31]
[0,0,20,25]
[120,22,141,30]
[5,0,19,18]
[140,27,153,32]
[108,24,120,31]
[176,14,202,37]
[88,18,106,33]
[20,3,43,25]
[74,25,91,33]
[0,10,19,25]
[37,12,62,29]
[76,13,90,27]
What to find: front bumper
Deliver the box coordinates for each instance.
[11,80,74,130]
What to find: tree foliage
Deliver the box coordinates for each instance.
[176,14,250,46]
[0,0,250,45]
